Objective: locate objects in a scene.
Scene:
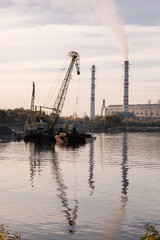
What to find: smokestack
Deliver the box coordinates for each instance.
[90,65,96,118]
[123,61,129,113]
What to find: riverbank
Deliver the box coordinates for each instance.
[1,124,160,142]
[0,125,24,141]
[94,126,160,133]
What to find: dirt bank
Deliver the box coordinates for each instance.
[0,125,23,141]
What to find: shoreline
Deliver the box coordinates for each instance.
[93,126,160,133]
[1,125,160,143]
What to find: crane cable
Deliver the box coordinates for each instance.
[74,74,80,118]
[43,55,70,108]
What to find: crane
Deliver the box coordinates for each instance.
[101,99,106,116]
[36,51,80,129]
[30,81,35,111]
[52,51,80,115]
[24,51,92,144]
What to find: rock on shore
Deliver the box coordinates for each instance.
[0,125,23,141]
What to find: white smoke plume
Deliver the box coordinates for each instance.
[50,0,128,60]
[10,0,128,59]
[98,0,128,60]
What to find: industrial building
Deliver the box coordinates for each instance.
[105,103,160,120]
[91,58,159,121]
[104,60,160,120]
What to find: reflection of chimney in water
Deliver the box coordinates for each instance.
[123,61,129,113]
[121,132,129,200]
[104,133,129,240]
[89,141,95,195]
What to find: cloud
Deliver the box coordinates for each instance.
[0,0,128,59]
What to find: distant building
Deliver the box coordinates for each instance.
[105,104,160,120]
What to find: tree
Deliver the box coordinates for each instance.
[0,110,7,124]
[103,114,122,128]
[62,121,69,130]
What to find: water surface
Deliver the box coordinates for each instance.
[0,132,160,240]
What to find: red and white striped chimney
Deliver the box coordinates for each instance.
[90,65,96,118]
[123,61,129,113]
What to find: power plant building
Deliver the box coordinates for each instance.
[104,59,160,120]
[105,103,160,120]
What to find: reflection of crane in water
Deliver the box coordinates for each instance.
[29,143,55,187]
[89,141,95,195]
[29,143,41,187]
[105,132,129,240]
[51,157,78,233]
[29,144,78,233]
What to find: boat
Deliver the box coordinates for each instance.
[55,128,86,145]
[24,131,56,144]
[55,133,86,145]
[24,120,56,144]
[81,133,96,142]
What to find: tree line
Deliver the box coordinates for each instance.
[1,108,160,130]
[0,108,32,128]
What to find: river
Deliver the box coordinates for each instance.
[0,132,160,240]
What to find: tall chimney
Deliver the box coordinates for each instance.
[90,65,96,118]
[123,61,129,113]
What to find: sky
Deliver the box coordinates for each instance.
[0,0,160,117]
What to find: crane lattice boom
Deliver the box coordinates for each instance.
[101,99,106,116]
[49,51,80,128]
[35,51,80,129]
[30,81,35,111]
[53,51,80,115]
